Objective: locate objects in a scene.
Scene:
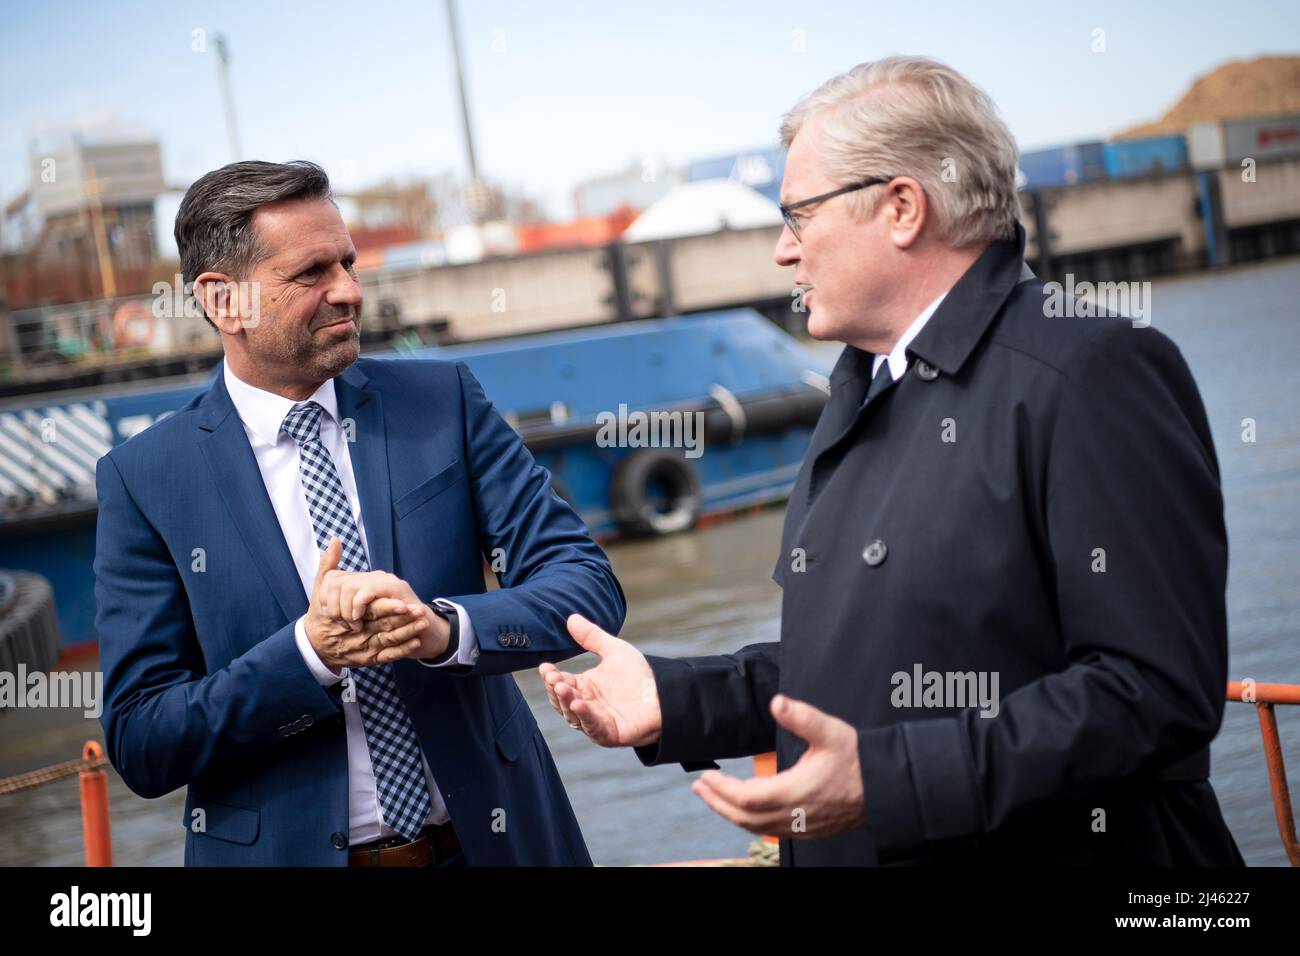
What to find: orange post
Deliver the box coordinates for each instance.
[79,741,113,867]
[754,752,779,845]
[1254,704,1300,866]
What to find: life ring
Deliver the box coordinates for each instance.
[610,448,701,537]
[112,300,155,348]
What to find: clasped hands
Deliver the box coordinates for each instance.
[303,537,450,671]
[539,614,867,840]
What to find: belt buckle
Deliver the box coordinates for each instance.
[359,831,416,867]
[351,824,449,867]
[376,835,407,860]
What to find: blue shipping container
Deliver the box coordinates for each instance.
[1018,141,1107,189]
[1102,136,1189,179]
[687,147,786,204]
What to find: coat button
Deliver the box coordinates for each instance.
[914,360,939,381]
[862,539,888,566]
[331,832,347,849]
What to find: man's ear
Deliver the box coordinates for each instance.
[194,272,242,334]
[885,177,927,250]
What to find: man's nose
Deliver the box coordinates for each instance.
[326,265,363,310]
[774,223,800,267]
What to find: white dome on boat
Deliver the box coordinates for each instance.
[622,179,782,241]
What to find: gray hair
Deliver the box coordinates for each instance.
[779,56,1020,247]
[174,160,333,327]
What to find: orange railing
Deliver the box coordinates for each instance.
[1227,680,1299,866]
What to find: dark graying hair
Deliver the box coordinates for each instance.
[174,160,333,327]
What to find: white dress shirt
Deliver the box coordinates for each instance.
[223,361,477,844]
[870,291,949,382]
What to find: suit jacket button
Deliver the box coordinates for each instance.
[521,635,531,647]
[300,715,313,728]
[862,539,888,566]
[914,360,939,381]
[331,832,347,849]
[498,634,510,647]
[277,725,291,737]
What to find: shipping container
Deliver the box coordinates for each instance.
[1188,116,1300,169]
[1223,115,1300,163]
[1103,135,1188,178]
[1017,141,1107,189]
[1188,122,1227,170]
[687,147,786,204]
[515,206,639,254]
[382,240,448,270]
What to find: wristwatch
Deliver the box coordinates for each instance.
[426,600,461,666]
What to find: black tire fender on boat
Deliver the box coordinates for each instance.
[610,449,702,537]
[0,571,62,701]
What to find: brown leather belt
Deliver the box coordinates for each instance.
[348,821,460,867]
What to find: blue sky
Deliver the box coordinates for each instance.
[3,0,1298,236]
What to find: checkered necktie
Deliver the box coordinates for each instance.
[282,400,433,840]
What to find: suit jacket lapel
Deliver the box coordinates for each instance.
[804,345,898,505]
[335,364,394,573]
[808,345,873,459]
[197,368,309,623]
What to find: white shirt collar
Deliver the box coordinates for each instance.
[871,290,948,382]
[222,361,339,448]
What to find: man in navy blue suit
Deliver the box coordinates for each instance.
[94,159,625,866]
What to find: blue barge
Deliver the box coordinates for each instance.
[0,309,831,654]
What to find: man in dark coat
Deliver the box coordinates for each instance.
[540,55,1244,866]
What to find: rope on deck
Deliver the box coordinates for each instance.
[0,752,109,795]
[747,839,779,866]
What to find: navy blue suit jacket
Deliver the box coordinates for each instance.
[94,356,625,865]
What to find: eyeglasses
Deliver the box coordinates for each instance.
[779,177,891,241]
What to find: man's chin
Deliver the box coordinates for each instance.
[310,338,360,379]
[805,310,835,341]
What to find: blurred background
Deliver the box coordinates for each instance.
[0,0,1297,866]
